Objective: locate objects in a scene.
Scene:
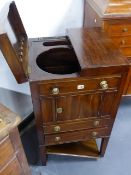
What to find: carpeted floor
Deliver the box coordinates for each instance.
[21,96,131,175]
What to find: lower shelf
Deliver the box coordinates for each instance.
[47,139,99,158]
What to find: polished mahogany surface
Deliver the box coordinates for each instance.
[84,0,131,94]
[0,103,31,175]
[0,2,129,166]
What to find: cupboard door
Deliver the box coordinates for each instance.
[40,91,118,123]
[55,92,102,121]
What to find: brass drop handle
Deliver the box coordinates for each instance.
[52,87,59,95]
[122,28,128,32]
[100,81,108,90]
[54,126,61,132]
[92,131,98,137]
[93,121,100,127]
[55,136,61,142]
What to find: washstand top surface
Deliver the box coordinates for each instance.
[28,27,128,82]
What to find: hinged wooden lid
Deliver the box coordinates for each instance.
[0,1,28,83]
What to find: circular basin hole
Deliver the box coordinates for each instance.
[36,47,81,75]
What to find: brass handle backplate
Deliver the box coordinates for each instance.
[55,136,61,142]
[92,131,98,137]
[52,87,59,95]
[57,108,63,114]
[100,81,108,90]
[122,28,128,32]
[54,126,61,132]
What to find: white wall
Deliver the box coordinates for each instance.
[0,0,84,94]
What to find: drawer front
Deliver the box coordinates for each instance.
[0,136,14,168]
[39,77,121,96]
[44,118,113,134]
[111,36,131,47]
[0,158,22,175]
[120,47,131,57]
[44,127,111,146]
[107,23,131,37]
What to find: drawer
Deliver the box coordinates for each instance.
[39,77,121,96]
[111,36,131,47]
[0,136,14,168]
[120,47,131,57]
[0,158,22,175]
[107,23,131,37]
[44,118,113,134]
[44,127,111,146]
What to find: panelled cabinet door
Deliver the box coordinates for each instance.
[55,92,102,121]
[55,91,118,122]
[40,90,118,123]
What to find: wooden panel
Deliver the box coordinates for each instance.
[47,140,99,158]
[44,127,111,146]
[68,28,127,70]
[9,128,31,175]
[44,118,113,134]
[0,136,14,168]
[40,97,56,123]
[0,34,27,83]
[55,92,102,121]
[100,91,117,116]
[0,158,22,175]
[0,2,28,84]
[39,76,121,96]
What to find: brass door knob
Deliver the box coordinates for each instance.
[52,87,59,95]
[57,108,63,114]
[54,126,61,132]
[100,81,108,90]
[92,131,98,137]
[55,136,61,142]
[93,121,100,127]
[122,28,128,32]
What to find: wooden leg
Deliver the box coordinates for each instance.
[99,137,110,157]
[39,145,47,166]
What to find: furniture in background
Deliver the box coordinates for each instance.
[0,103,31,175]
[84,0,131,95]
[0,87,33,131]
[0,2,129,165]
